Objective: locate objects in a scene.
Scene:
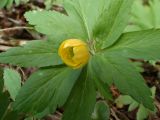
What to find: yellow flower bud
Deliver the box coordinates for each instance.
[58,39,90,69]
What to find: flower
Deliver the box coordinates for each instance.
[58,39,90,69]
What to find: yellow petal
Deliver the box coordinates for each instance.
[58,39,90,69]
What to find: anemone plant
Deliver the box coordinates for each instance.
[0,0,160,119]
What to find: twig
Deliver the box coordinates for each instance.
[111,106,130,120]
[17,67,27,83]
[110,108,120,120]
[8,18,23,25]
[0,26,34,32]
[155,99,160,113]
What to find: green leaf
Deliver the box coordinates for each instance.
[44,0,63,10]
[0,68,10,120]
[115,95,134,107]
[34,108,50,119]
[62,67,96,120]
[115,95,139,111]
[151,86,156,98]
[0,68,3,91]
[24,117,34,120]
[128,102,139,112]
[44,0,55,10]
[88,61,112,100]
[15,0,21,5]
[129,0,153,31]
[93,0,133,49]
[3,110,19,120]
[0,40,62,67]
[92,101,110,120]
[14,67,81,116]
[0,0,28,8]
[0,92,10,120]
[94,79,112,101]
[15,0,29,5]
[89,55,113,85]
[91,54,154,110]
[132,61,144,73]
[116,86,157,112]
[25,10,86,40]
[137,105,149,120]
[6,0,14,8]
[4,68,21,100]
[0,0,8,8]
[149,0,160,28]
[106,29,160,60]
[64,0,110,40]
[126,0,160,32]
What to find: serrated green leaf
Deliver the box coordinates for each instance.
[92,54,154,110]
[128,101,139,112]
[127,0,153,31]
[0,40,62,67]
[62,67,96,120]
[92,101,110,120]
[93,0,133,49]
[115,95,134,106]
[115,95,139,111]
[64,0,110,40]
[105,29,160,60]
[14,67,81,116]
[25,10,86,40]
[137,105,149,120]
[127,0,160,32]
[116,86,156,112]
[4,68,21,100]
